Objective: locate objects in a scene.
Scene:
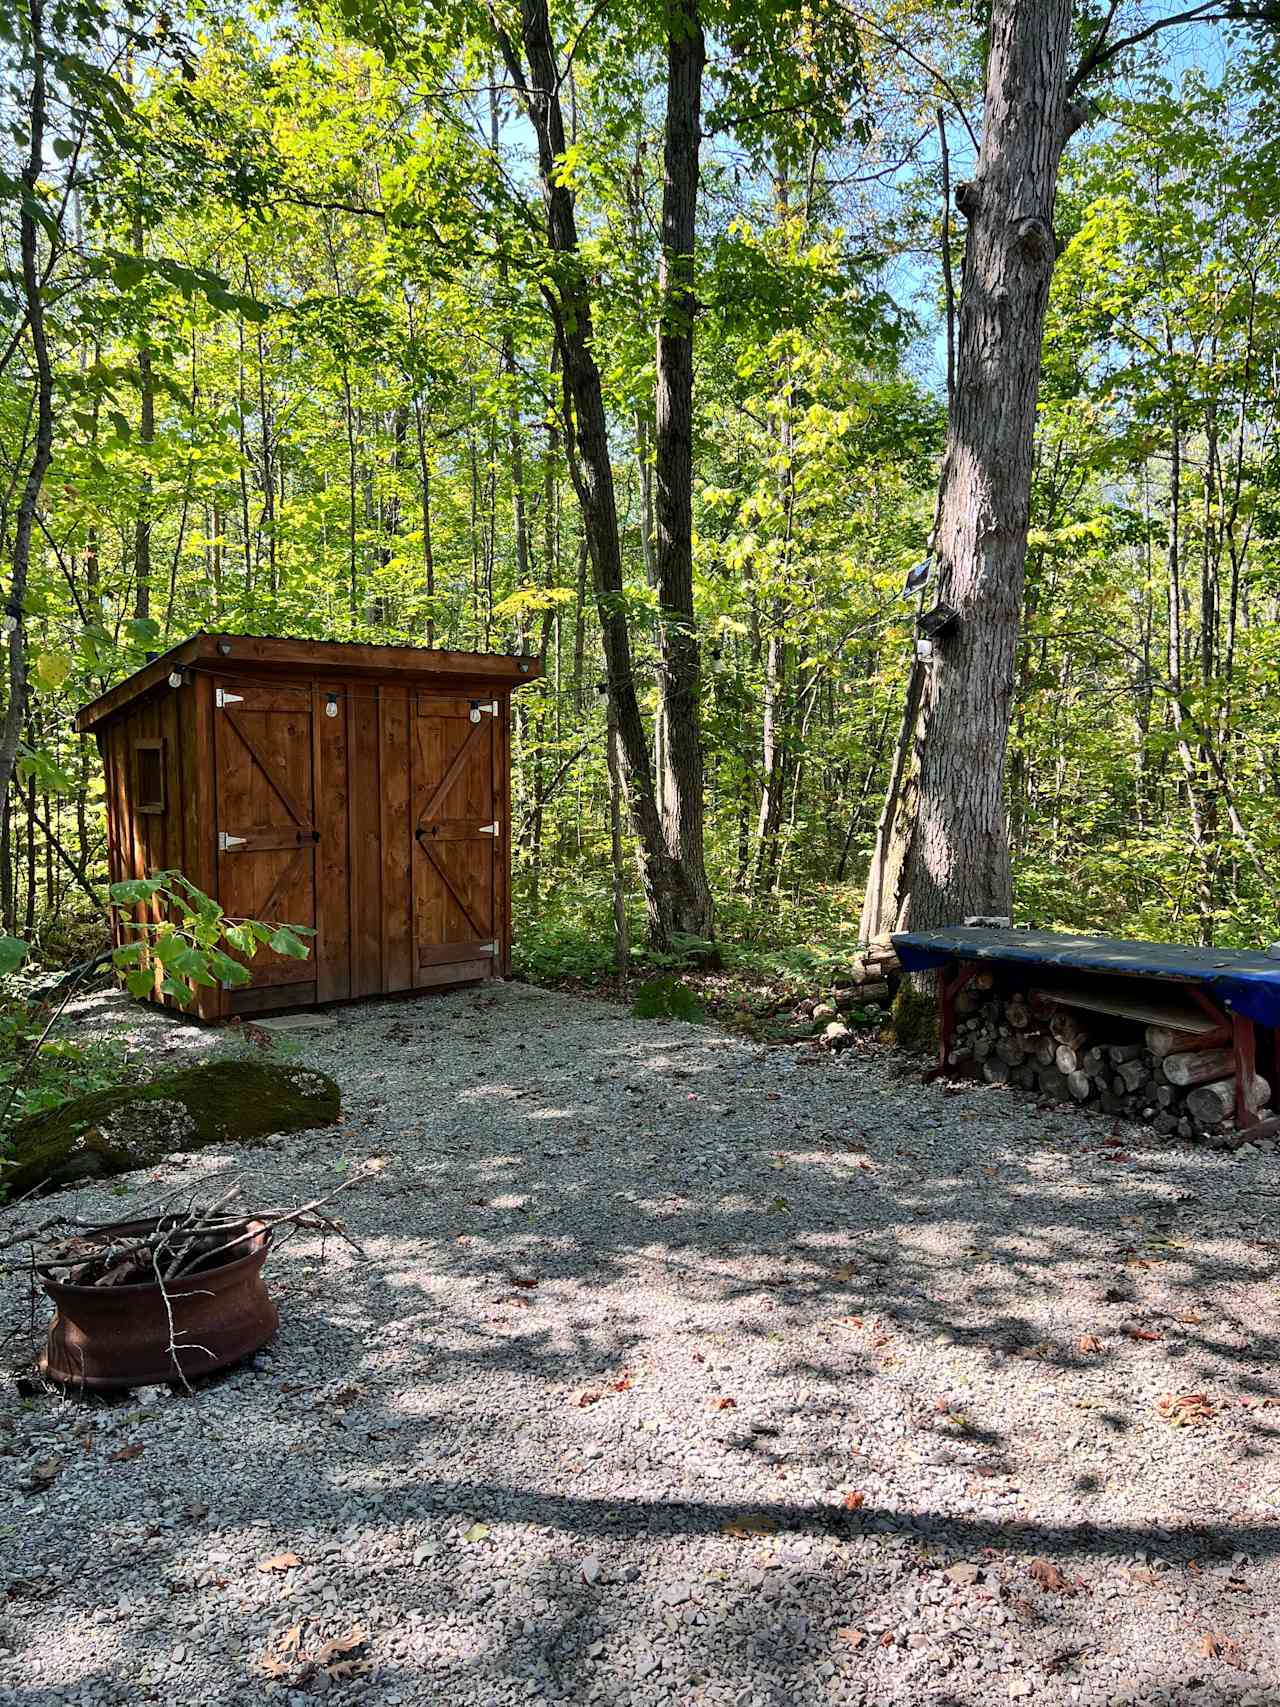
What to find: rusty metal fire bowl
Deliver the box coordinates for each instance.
[39,1217,278,1390]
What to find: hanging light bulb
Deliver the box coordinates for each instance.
[325,692,339,719]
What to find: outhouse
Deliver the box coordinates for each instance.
[76,633,542,1019]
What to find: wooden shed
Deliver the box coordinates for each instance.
[76,633,542,1019]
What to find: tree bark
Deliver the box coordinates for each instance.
[0,0,55,812]
[497,0,713,950]
[653,0,714,945]
[860,0,1080,939]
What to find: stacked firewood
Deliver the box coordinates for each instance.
[948,978,1272,1140]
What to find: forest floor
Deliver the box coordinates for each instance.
[1,981,1279,1707]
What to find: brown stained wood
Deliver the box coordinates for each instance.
[313,680,351,1004]
[86,639,536,1017]
[214,679,316,991]
[379,687,412,992]
[497,695,512,976]
[412,696,496,978]
[227,980,318,1016]
[348,683,383,998]
[411,959,491,990]
[76,634,542,732]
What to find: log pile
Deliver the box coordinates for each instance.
[948,978,1271,1141]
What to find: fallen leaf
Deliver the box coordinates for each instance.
[1127,1327,1163,1343]
[462,1522,491,1543]
[259,1651,290,1678]
[878,1631,895,1648]
[832,1263,858,1282]
[315,1626,368,1669]
[612,1373,632,1392]
[837,1627,867,1648]
[512,1276,538,1289]
[257,1553,303,1573]
[841,1490,865,1511]
[1029,1558,1068,1592]
[28,1456,61,1484]
[945,1562,981,1587]
[719,1514,780,1537]
[712,1396,737,1410]
[575,1390,602,1407]
[1077,1334,1102,1354]
[1199,1633,1224,1658]
[109,1445,145,1463]
[1156,1392,1215,1428]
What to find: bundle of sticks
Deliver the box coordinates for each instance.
[949,982,1271,1140]
[1,1175,365,1285]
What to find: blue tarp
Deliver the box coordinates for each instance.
[891,926,1280,1029]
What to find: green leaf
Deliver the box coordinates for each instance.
[222,922,257,958]
[206,948,253,987]
[0,936,27,976]
[126,968,155,999]
[32,651,72,690]
[110,942,145,967]
[268,927,311,960]
[159,976,197,1006]
[462,1522,491,1543]
[110,877,164,905]
[168,946,217,986]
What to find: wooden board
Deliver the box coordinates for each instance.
[411,694,499,982]
[213,680,316,990]
[1030,982,1220,1033]
[312,681,351,1004]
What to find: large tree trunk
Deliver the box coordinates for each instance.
[859,0,1080,941]
[653,0,714,944]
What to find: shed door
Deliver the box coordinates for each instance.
[214,681,317,989]
[411,694,499,981]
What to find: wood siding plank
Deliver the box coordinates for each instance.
[380,686,413,992]
[313,679,351,1003]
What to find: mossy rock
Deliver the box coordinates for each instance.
[891,981,939,1055]
[3,1059,341,1198]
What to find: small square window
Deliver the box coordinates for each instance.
[135,740,164,815]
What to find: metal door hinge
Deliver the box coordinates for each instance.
[478,821,500,837]
[215,689,244,709]
[218,831,247,851]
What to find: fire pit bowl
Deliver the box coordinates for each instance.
[39,1217,278,1390]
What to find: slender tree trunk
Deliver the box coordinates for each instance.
[496,0,711,950]
[0,0,55,813]
[860,0,1082,940]
[132,211,154,623]
[653,0,714,946]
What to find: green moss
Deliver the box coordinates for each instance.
[891,981,939,1055]
[4,1059,341,1198]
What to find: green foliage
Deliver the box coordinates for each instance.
[107,872,314,1007]
[632,974,706,1024]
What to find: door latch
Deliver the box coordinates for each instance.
[218,831,247,851]
[215,689,244,709]
[478,822,500,837]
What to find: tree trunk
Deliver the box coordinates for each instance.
[0,0,55,812]
[859,0,1081,939]
[653,0,714,946]
[497,0,712,951]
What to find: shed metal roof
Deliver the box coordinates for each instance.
[75,632,543,733]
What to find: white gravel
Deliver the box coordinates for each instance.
[2,979,1279,1707]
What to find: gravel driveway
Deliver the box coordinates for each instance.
[2,980,1279,1707]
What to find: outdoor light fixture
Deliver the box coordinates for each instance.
[915,638,934,663]
[710,647,727,675]
[594,678,609,699]
[325,693,339,718]
[217,639,232,655]
[2,603,19,636]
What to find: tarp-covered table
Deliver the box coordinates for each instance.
[890,926,1280,1133]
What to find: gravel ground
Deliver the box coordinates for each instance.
[2,979,1279,1707]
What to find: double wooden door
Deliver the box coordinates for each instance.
[213,678,502,1008]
